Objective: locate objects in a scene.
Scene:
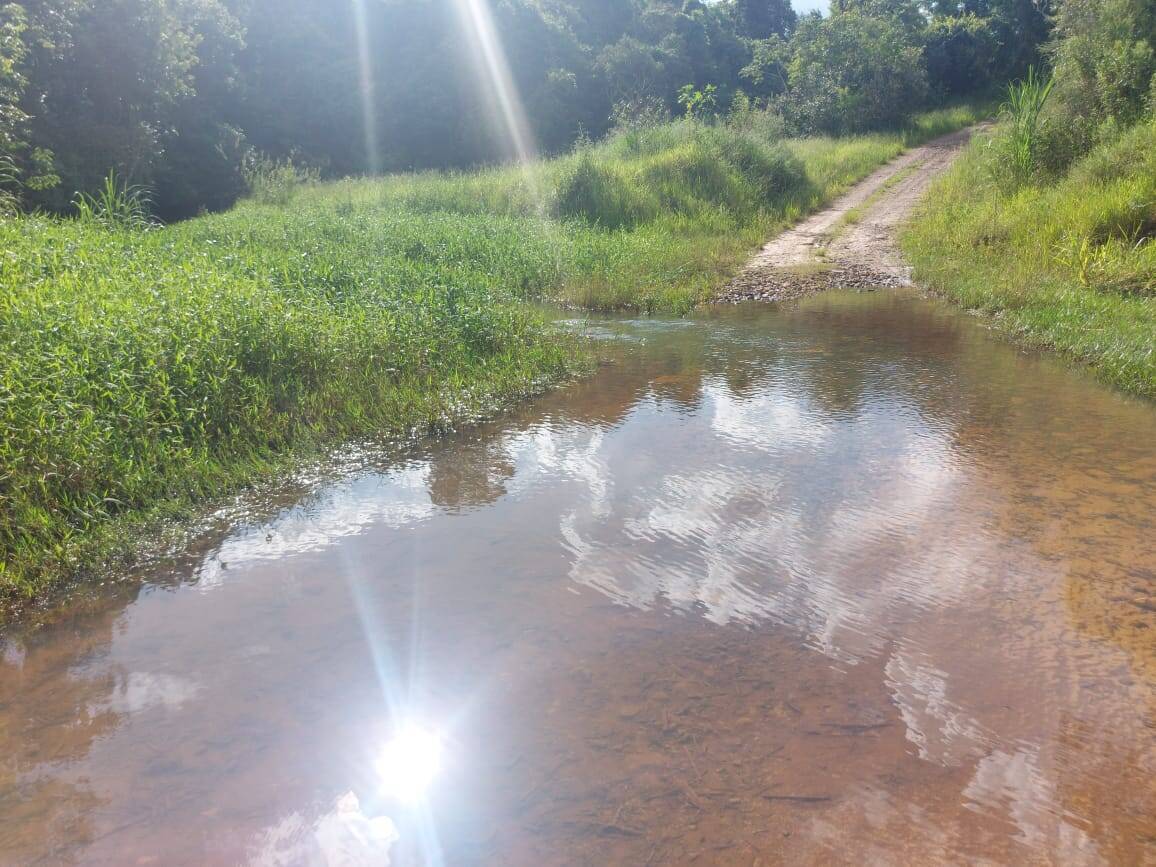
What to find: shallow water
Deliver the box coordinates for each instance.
[2,291,1155,865]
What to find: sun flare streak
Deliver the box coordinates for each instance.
[452,0,538,168]
[351,0,381,176]
[341,543,446,865]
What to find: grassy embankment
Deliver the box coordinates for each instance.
[0,104,984,609]
[903,119,1156,398]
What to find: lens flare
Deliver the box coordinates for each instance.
[377,724,443,804]
[451,0,537,167]
[351,0,381,175]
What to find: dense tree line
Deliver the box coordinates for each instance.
[0,0,1055,218]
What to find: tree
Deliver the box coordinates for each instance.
[741,36,791,100]
[0,3,27,154]
[0,3,26,209]
[831,0,926,38]
[0,0,1038,217]
[981,0,1053,79]
[733,0,797,39]
[597,36,672,103]
[151,0,246,219]
[924,14,997,97]
[12,0,241,213]
[1049,0,1155,125]
[783,12,929,133]
[549,0,635,45]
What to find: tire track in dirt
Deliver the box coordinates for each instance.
[719,125,981,303]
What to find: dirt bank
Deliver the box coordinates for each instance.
[719,126,979,303]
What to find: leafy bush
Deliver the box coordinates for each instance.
[677,84,719,119]
[552,151,656,228]
[242,153,320,207]
[1050,0,1156,127]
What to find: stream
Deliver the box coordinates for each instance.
[2,290,1155,865]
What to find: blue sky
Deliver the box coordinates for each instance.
[793,0,829,14]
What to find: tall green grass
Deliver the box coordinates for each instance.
[0,208,580,607]
[902,118,1156,398]
[996,69,1056,184]
[1,105,986,609]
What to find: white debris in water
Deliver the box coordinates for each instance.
[249,792,399,867]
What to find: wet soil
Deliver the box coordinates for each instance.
[720,127,978,303]
[2,293,1155,865]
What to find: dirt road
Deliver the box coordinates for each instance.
[719,126,979,303]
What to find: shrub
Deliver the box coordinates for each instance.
[677,84,719,120]
[1050,0,1156,127]
[552,151,656,228]
[242,153,320,207]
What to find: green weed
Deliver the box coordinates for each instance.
[995,69,1055,183]
[0,154,18,216]
[73,172,156,230]
[242,153,321,206]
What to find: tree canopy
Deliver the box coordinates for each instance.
[0,0,1062,218]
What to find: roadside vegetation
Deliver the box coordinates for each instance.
[903,0,1156,398]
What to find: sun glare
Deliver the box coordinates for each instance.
[377,724,444,804]
[451,0,538,168]
[351,0,381,175]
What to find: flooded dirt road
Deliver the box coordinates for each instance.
[722,126,980,302]
[2,291,1155,865]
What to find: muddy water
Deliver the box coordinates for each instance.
[3,291,1156,866]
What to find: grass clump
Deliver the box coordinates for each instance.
[553,150,657,228]
[991,68,1057,185]
[242,153,321,207]
[903,118,1156,398]
[73,172,157,230]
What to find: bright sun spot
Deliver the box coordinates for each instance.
[377,724,443,804]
